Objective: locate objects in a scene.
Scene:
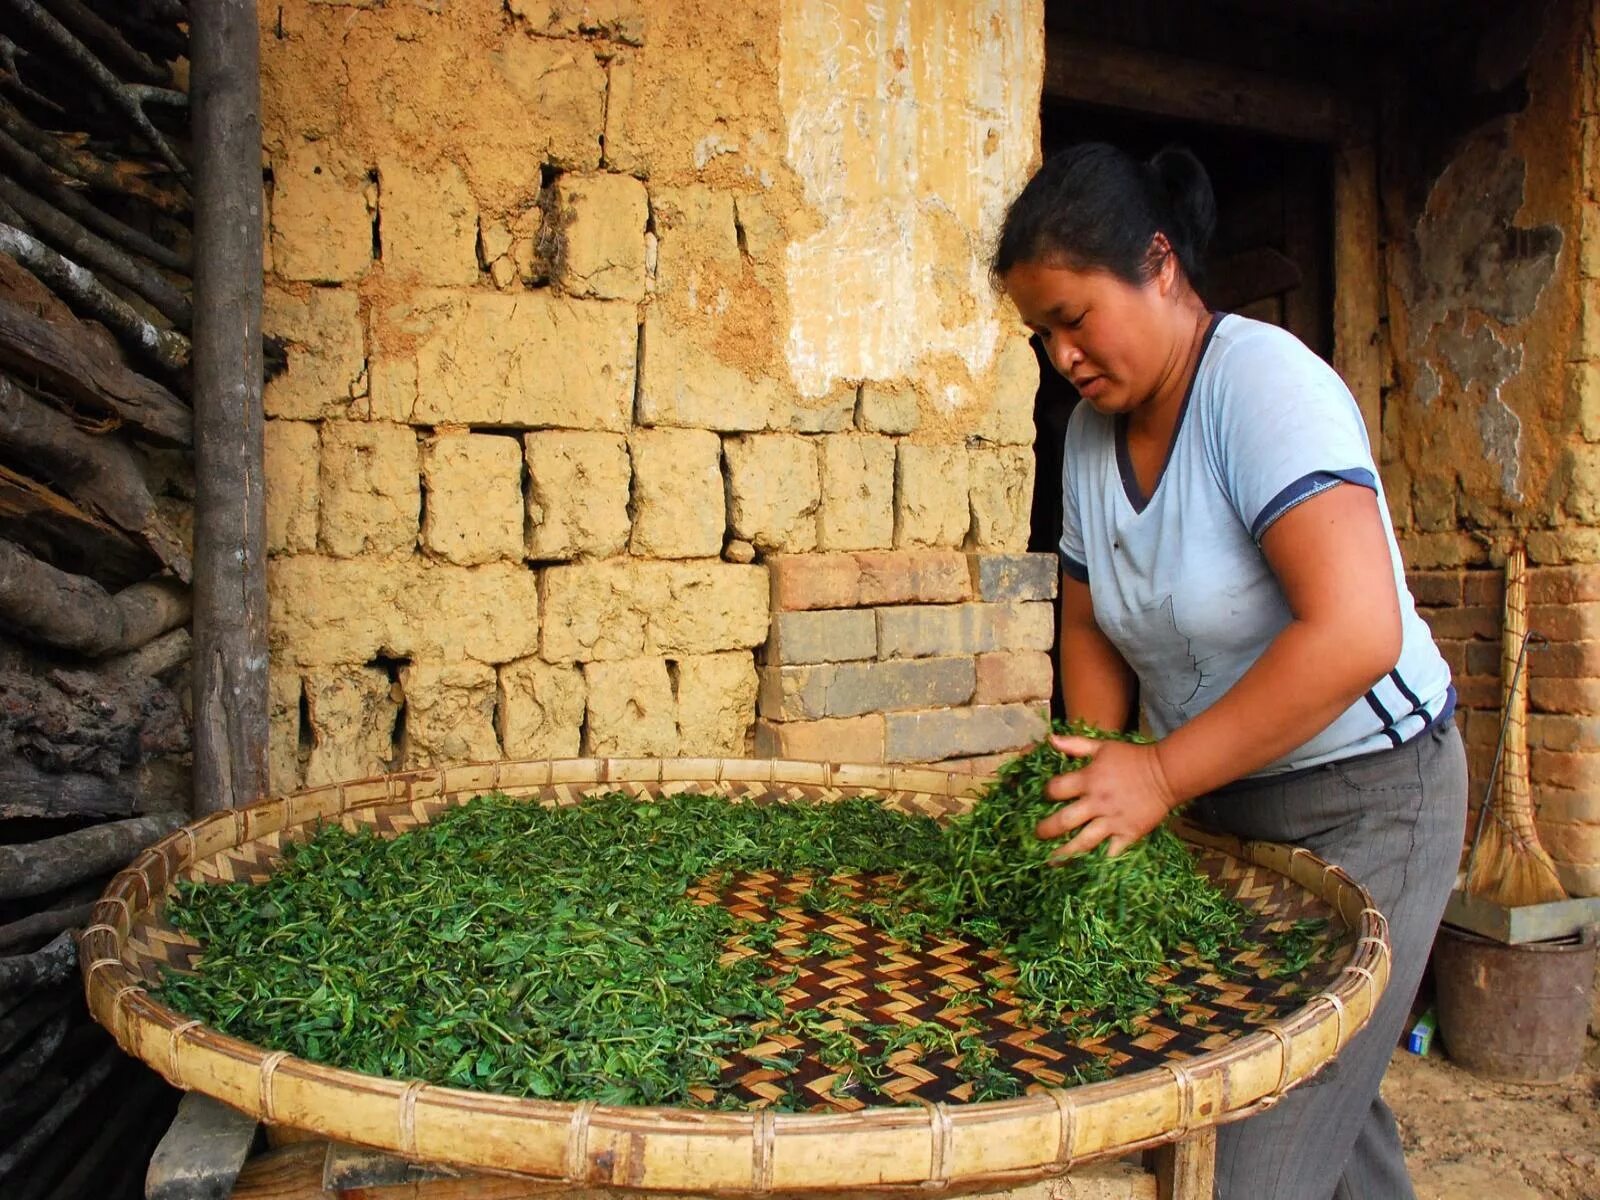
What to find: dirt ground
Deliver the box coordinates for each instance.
[1387,1034,1600,1199]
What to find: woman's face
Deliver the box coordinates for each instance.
[1002,257,1178,416]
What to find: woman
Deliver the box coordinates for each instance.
[992,143,1466,1200]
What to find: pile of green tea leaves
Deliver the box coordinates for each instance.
[158,724,1323,1109]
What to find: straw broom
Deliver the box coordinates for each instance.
[1463,544,1568,907]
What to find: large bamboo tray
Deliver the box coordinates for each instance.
[82,757,1391,1195]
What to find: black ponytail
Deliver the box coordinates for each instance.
[992,142,1216,287]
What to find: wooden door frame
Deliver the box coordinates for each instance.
[1043,34,1384,443]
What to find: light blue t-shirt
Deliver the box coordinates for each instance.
[1059,313,1453,775]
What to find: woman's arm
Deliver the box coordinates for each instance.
[1058,573,1139,732]
[1038,483,1402,856]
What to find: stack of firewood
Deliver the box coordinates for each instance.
[0,1,201,1195]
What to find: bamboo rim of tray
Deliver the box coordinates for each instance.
[82,757,1391,1195]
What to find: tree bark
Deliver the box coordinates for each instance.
[0,174,191,325]
[0,764,135,822]
[0,219,191,373]
[1,0,190,185]
[0,930,76,993]
[0,1012,67,1098]
[0,298,190,445]
[41,1066,174,1200]
[0,811,185,900]
[0,1043,119,1182]
[39,0,171,85]
[0,463,158,587]
[0,123,188,271]
[0,987,67,1057]
[189,0,267,814]
[99,626,189,680]
[0,373,190,578]
[0,98,188,215]
[0,901,96,951]
[0,538,188,656]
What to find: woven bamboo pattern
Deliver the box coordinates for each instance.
[83,757,1391,1194]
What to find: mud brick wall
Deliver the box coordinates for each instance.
[258,1,1044,789]
[756,552,1057,767]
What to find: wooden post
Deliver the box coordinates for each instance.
[1332,133,1384,446]
[1151,1128,1217,1200]
[189,0,268,814]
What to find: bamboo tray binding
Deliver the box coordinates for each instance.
[82,757,1391,1195]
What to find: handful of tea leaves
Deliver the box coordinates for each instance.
[909,723,1249,1027]
[158,725,1320,1108]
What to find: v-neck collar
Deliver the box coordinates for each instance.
[1113,312,1222,514]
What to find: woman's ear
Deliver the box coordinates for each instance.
[1148,232,1179,296]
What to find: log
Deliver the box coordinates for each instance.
[0,662,189,775]
[0,811,185,900]
[39,0,171,85]
[0,97,188,215]
[43,1065,174,1200]
[0,173,191,325]
[0,1011,68,1097]
[0,123,189,271]
[0,986,67,1057]
[0,298,191,445]
[0,218,191,373]
[146,1091,260,1200]
[0,373,191,578]
[190,0,268,813]
[0,929,76,993]
[0,462,158,587]
[1,0,190,184]
[0,1042,119,1182]
[0,761,135,821]
[99,625,190,680]
[0,900,96,950]
[0,1067,67,1130]
[0,538,189,656]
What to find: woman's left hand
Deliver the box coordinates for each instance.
[1035,734,1181,858]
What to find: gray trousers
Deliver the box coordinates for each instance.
[1188,721,1468,1200]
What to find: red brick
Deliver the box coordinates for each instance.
[769,554,860,611]
[1534,785,1600,823]
[1455,674,1502,710]
[1462,569,1505,606]
[974,651,1055,705]
[754,715,884,762]
[1435,639,1468,676]
[854,551,971,606]
[884,703,1047,763]
[1529,747,1600,790]
[968,553,1057,602]
[1528,565,1600,605]
[1530,676,1600,714]
[1407,570,1463,607]
[1536,817,1600,865]
[1530,640,1600,678]
[1527,713,1600,752]
[1419,605,1500,641]
[1528,602,1600,643]
[1458,707,1502,749]
[1465,640,1502,678]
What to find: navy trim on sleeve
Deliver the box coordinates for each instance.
[1059,552,1089,584]
[1250,468,1378,542]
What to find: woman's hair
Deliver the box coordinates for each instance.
[991,143,1217,287]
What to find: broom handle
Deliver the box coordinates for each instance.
[1463,629,1544,884]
